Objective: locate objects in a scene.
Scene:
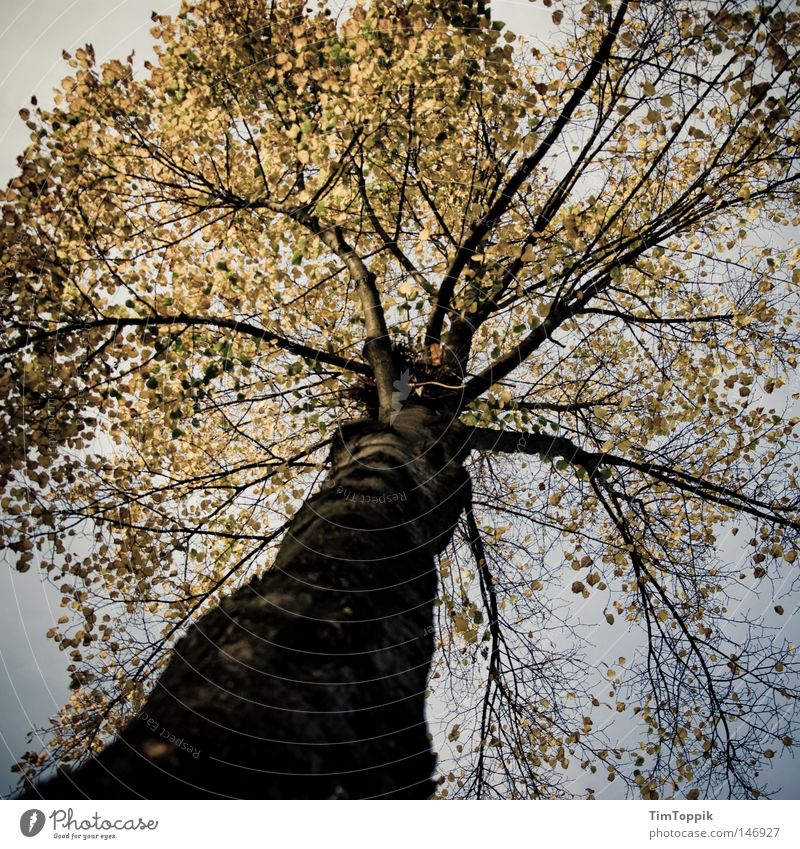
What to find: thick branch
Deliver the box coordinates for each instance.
[460,216,687,402]
[3,314,370,375]
[424,0,629,348]
[23,406,472,800]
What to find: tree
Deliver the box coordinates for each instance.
[3,0,800,799]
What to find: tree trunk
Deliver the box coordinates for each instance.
[24,405,471,799]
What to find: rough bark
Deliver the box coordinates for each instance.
[24,405,471,799]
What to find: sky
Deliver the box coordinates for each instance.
[0,0,797,801]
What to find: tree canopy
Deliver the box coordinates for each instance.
[2,0,800,799]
